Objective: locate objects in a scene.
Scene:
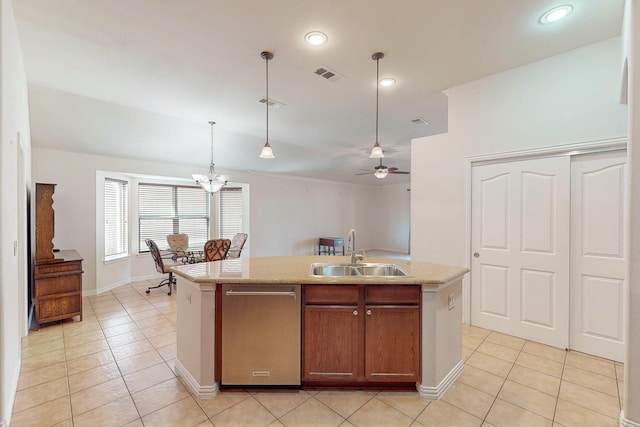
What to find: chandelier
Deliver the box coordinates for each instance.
[192,121,229,194]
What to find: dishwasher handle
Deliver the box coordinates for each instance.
[225,289,297,301]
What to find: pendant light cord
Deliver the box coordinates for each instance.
[209,121,215,165]
[375,56,379,144]
[266,55,269,143]
[210,122,214,164]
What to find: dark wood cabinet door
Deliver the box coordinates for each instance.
[35,183,56,260]
[365,305,420,382]
[303,305,363,382]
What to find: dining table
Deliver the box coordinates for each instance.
[168,247,205,264]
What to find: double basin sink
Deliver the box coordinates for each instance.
[309,262,410,277]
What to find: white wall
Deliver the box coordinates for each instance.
[371,183,411,253]
[411,37,627,268]
[0,0,32,425]
[32,148,407,294]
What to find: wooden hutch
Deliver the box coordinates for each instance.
[33,183,83,328]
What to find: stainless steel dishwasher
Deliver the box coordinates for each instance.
[220,284,301,386]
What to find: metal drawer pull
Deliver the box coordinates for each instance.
[367,309,372,316]
[353,310,358,316]
[225,289,297,300]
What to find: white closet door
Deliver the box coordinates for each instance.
[471,156,570,348]
[570,151,626,362]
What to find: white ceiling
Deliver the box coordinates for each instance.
[12,0,624,184]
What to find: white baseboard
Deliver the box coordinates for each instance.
[621,411,640,427]
[175,359,219,399]
[83,274,165,296]
[94,278,133,295]
[417,359,464,400]
[132,273,165,283]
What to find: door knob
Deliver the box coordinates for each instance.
[473,252,480,258]
[353,310,358,316]
[367,309,372,316]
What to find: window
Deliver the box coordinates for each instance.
[219,186,244,240]
[138,183,210,252]
[104,178,128,260]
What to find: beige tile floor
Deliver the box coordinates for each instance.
[13,279,624,427]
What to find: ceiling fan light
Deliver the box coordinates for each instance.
[374,168,389,179]
[370,142,384,158]
[259,142,275,159]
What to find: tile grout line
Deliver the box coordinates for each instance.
[476,332,514,426]
[106,288,146,425]
[19,292,625,427]
[550,347,569,425]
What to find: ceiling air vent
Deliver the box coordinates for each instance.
[258,97,285,109]
[411,118,430,125]
[314,66,344,83]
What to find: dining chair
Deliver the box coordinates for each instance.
[145,238,180,295]
[204,239,231,262]
[226,233,248,259]
[166,233,189,258]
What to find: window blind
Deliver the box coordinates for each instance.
[219,187,243,240]
[138,183,210,252]
[104,178,128,259]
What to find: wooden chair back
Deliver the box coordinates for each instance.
[204,239,231,262]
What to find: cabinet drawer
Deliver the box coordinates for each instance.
[35,275,81,297]
[36,260,82,276]
[37,295,82,322]
[366,285,420,305]
[305,285,360,305]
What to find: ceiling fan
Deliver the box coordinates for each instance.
[356,158,410,179]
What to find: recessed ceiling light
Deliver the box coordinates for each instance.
[539,5,573,24]
[305,31,328,46]
[379,78,396,87]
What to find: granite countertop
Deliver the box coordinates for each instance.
[171,256,468,288]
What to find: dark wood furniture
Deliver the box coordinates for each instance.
[34,250,83,327]
[35,183,56,261]
[34,183,83,328]
[318,237,345,255]
[302,284,421,386]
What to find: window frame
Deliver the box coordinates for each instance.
[137,182,211,253]
[104,177,129,261]
[216,182,250,257]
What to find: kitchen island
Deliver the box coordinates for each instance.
[171,256,468,400]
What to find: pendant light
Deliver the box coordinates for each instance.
[192,121,229,194]
[259,51,275,159]
[369,52,385,159]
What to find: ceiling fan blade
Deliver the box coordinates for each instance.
[388,170,410,174]
[355,172,373,175]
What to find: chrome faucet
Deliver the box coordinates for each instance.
[347,228,365,265]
